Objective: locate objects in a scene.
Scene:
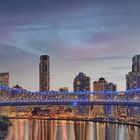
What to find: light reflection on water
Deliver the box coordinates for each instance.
[6,119,140,140]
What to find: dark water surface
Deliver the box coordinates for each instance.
[5,119,140,140]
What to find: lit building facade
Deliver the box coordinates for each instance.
[73,72,90,92]
[39,55,50,92]
[126,55,140,118]
[105,82,117,92]
[132,55,140,72]
[126,72,140,90]
[73,72,90,117]
[93,78,116,92]
[92,78,117,117]
[0,72,9,86]
[126,55,140,90]
[93,78,107,92]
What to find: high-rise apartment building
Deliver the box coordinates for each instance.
[126,72,140,90]
[105,82,117,92]
[126,55,140,90]
[73,72,90,117]
[126,55,140,118]
[93,78,107,92]
[93,78,116,92]
[73,72,90,92]
[0,72,9,86]
[39,55,50,92]
[132,55,140,72]
[92,78,116,117]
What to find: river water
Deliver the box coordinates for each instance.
[5,119,140,140]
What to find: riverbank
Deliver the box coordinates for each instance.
[0,116,11,140]
[8,116,140,127]
[0,116,11,127]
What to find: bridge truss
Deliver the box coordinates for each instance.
[0,85,140,121]
[0,85,140,106]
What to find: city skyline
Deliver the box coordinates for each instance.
[0,0,140,91]
[0,54,139,92]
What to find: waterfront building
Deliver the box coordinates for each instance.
[126,72,140,90]
[12,84,27,114]
[0,72,9,86]
[93,78,116,92]
[132,55,140,72]
[126,55,140,118]
[114,93,128,119]
[93,77,107,92]
[39,55,50,92]
[92,78,117,118]
[92,78,106,117]
[73,72,90,117]
[58,87,69,113]
[126,55,140,90]
[105,82,117,92]
[105,82,117,117]
[73,72,90,92]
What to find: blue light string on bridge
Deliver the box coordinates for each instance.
[73,101,78,106]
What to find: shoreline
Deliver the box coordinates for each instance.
[8,117,140,127]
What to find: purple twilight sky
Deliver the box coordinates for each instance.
[0,0,140,91]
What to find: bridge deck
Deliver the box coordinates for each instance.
[0,100,140,106]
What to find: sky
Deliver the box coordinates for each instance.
[0,0,140,91]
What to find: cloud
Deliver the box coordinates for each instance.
[109,66,130,71]
[0,43,34,62]
[74,55,130,62]
[0,43,40,91]
[0,0,140,91]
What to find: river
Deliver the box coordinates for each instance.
[5,119,140,140]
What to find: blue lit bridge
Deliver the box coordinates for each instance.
[0,85,140,106]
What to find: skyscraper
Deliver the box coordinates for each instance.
[93,77,107,92]
[93,78,116,92]
[125,55,140,118]
[92,78,116,117]
[39,55,50,92]
[105,82,117,92]
[0,72,9,86]
[132,55,140,72]
[73,72,90,117]
[73,72,90,92]
[126,55,140,90]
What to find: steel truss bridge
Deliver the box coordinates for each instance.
[0,85,140,106]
